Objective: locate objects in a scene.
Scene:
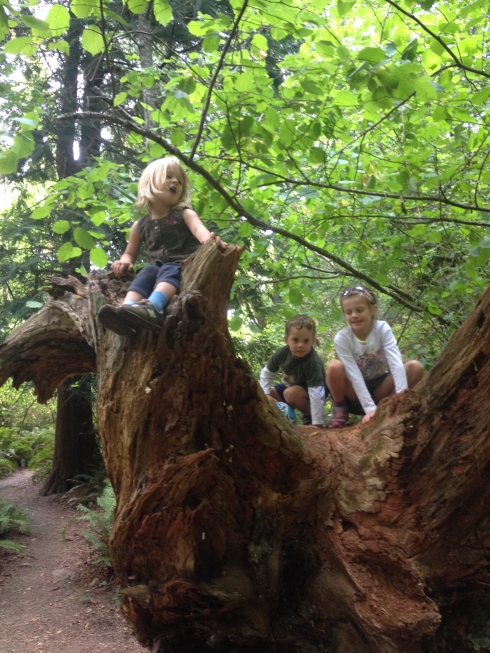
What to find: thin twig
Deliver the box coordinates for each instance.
[383,0,490,80]
[189,0,249,161]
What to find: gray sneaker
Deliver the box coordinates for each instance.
[98,305,137,337]
[120,300,164,331]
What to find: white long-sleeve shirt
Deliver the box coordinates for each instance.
[333,320,408,414]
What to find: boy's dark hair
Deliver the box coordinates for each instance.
[285,315,316,336]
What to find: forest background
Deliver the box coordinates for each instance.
[0,0,489,439]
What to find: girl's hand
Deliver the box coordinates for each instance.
[201,232,227,250]
[111,260,133,278]
[362,409,377,424]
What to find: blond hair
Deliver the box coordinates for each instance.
[285,315,317,336]
[136,157,192,211]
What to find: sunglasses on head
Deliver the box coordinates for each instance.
[340,286,374,301]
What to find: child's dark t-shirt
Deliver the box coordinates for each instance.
[137,206,200,265]
[266,345,326,388]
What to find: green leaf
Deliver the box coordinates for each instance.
[202,36,220,53]
[357,47,386,63]
[74,227,95,249]
[154,0,172,26]
[338,0,355,17]
[53,220,71,234]
[264,106,280,129]
[12,133,34,158]
[46,4,70,32]
[57,242,74,262]
[239,222,254,237]
[252,34,268,52]
[427,302,442,315]
[0,7,8,40]
[333,90,357,106]
[26,300,43,308]
[21,15,51,35]
[289,288,303,306]
[82,26,105,55]
[70,0,97,17]
[300,79,323,94]
[48,39,70,54]
[113,92,127,107]
[229,315,243,331]
[128,0,148,13]
[90,247,108,269]
[432,106,448,122]
[472,87,490,105]
[337,45,350,62]
[30,206,51,219]
[170,129,184,146]
[4,37,36,55]
[0,150,18,174]
[414,76,438,101]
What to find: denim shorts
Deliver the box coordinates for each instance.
[128,262,182,298]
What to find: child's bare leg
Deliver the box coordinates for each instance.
[405,360,424,388]
[326,360,356,402]
[373,360,424,403]
[125,290,145,303]
[268,387,281,402]
[326,360,355,429]
[283,385,310,414]
[154,281,178,301]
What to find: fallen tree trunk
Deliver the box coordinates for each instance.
[1,241,490,653]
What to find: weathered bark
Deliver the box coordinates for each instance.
[1,242,490,652]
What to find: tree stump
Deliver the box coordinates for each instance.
[1,241,490,653]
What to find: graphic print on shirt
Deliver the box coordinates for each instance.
[355,347,387,380]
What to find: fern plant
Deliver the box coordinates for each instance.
[76,482,116,568]
[0,500,28,555]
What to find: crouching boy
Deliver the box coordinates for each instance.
[260,315,327,427]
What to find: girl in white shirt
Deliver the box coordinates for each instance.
[326,286,424,428]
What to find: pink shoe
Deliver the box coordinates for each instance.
[327,404,349,429]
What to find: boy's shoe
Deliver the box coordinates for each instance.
[276,402,296,424]
[98,305,137,337]
[120,300,164,331]
[327,404,349,429]
[302,414,312,426]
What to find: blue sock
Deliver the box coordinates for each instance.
[148,290,169,312]
[123,299,136,305]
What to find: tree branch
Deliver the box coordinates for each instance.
[188,0,249,162]
[383,0,490,80]
[57,110,442,314]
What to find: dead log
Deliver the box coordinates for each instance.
[1,241,490,653]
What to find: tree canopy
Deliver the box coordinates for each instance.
[1,0,489,364]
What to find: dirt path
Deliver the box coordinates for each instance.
[0,470,144,653]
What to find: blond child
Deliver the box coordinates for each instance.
[326,286,424,428]
[98,157,225,336]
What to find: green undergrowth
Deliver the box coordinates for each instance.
[0,425,55,478]
[67,481,116,570]
[0,499,28,554]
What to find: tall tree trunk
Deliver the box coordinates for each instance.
[0,243,490,652]
[42,374,101,495]
[55,15,82,179]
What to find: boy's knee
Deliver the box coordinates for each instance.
[283,385,308,403]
